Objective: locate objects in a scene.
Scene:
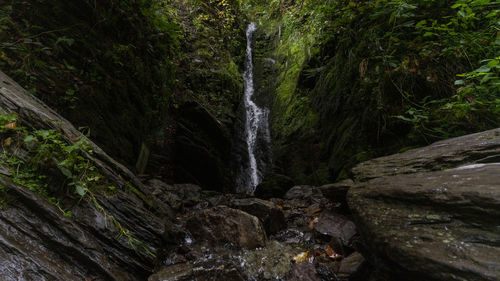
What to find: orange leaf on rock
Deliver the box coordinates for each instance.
[326,245,342,260]
[292,251,310,263]
[308,217,319,229]
[4,122,17,129]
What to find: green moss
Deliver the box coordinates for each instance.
[247,0,500,183]
[126,182,154,208]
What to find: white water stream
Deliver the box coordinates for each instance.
[240,22,270,193]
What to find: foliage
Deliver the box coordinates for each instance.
[0,113,151,255]
[163,0,246,119]
[246,0,500,183]
[0,0,179,165]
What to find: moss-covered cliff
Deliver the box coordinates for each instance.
[0,0,248,191]
[1,0,498,191]
[247,0,500,186]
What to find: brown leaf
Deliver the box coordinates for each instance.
[308,217,319,229]
[3,137,12,147]
[4,122,17,129]
[325,245,342,260]
[292,251,310,263]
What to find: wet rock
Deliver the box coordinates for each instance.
[231,198,286,234]
[148,262,245,281]
[285,185,323,204]
[145,179,183,210]
[349,129,500,281]
[186,206,266,249]
[338,252,367,281]
[240,240,301,280]
[313,211,357,251]
[286,262,321,281]
[0,176,165,281]
[0,70,170,280]
[352,128,500,181]
[172,183,202,203]
[319,180,354,212]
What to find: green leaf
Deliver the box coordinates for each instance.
[24,135,36,143]
[58,166,73,178]
[455,80,465,85]
[487,60,499,69]
[75,185,86,196]
[475,65,491,73]
[415,19,427,28]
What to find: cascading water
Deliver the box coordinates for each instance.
[238,22,271,193]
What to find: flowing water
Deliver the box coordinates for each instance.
[239,22,271,193]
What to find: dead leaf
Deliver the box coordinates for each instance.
[292,251,310,263]
[4,122,17,129]
[277,205,283,210]
[3,137,12,146]
[308,217,319,229]
[325,245,342,260]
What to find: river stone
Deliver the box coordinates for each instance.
[231,198,286,234]
[349,133,500,281]
[148,262,245,281]
[313,211,357,248]
[319,180,353,203]
[338,252,367,281]
[285,185,323,203]
[186,206,266,249]
[286,262,321,281]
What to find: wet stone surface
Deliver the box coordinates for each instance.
[152,183,369,281]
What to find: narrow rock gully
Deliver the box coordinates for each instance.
[1,18,499,281]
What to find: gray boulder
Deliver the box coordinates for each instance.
[231,198,286,235]
[186,206,266,249]
[0,70,171,280]
[348,129,500,281]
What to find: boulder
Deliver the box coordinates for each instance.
[313,211,357,251]
[0,70,170,280]
[348,129,500,281]
[286,262,321,281]
[285,185,323,203]
[337,252,367,281]
[186,206,266,249]
[319,180,354,211]
[352,128,500,181]
[231,198,286,235]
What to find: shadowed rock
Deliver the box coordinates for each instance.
[186,206,266,249]
[231,197,286,235]
[0,70,171,280]
[349,129,500,281]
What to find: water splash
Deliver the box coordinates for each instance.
[239,22,270,193]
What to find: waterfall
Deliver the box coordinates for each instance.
[238,22,271,193]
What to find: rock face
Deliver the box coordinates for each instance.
[313,211,357,251]
[0,70,171,280]
[231,198,286,235]
[186,206,267,249]
[348,128,500,281]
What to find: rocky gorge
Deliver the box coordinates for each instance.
[1,68,499,280]
[1,0,499,280]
